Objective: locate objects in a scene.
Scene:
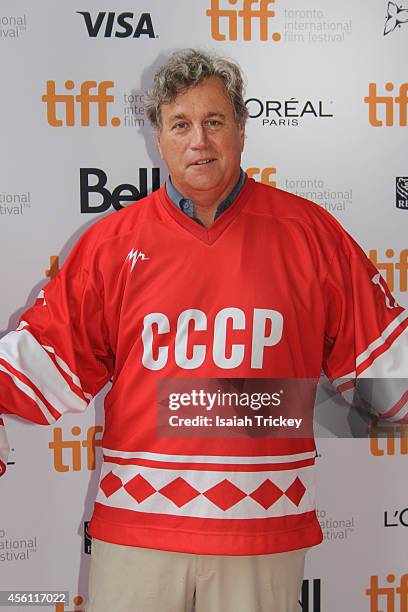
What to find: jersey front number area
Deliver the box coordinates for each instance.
[140,306,284,371]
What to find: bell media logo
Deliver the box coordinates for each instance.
[77,11,156,38]
[366,574,408,610]
[48,425,103,472]
[206,0,281,41]
[396,177,408,209]
[384,2,408,35]
[364,83,408,127]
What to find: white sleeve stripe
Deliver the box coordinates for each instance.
[0,364,56,424]
[42,344,93,400]
[332,312,408,384]
[382,404,408,423]
[356,310,408,368]
[0,329,89,415]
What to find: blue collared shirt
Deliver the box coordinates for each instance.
[166,169,245,226]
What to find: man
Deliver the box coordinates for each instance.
[0,49,407,612]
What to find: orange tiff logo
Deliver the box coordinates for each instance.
[42,80,121,127]
[206,0,281,41]
[55,595,84,612]
[245,166,277,187]
[366,574,408,611]
[370,424,408,456]
[364,83,408,127]
[49,426,103,472]
[369,249,408,293]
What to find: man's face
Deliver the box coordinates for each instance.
[156,76,245,203]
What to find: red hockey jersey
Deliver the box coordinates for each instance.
[0,177,407,554]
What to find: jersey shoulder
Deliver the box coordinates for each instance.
[248,179,345,238]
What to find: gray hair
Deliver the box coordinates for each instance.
[145,49,249,130]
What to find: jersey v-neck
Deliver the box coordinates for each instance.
[157,176,255,245]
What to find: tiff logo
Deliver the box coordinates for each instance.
[42,80,120,127]
[370,424,408,456]
[364,83,408,127]
[45,256,60,281]
[49,426,103,472]
[366,574,408,611]
[206,0,281,41]
[246,166,277,187]
[55,594,84,612]
[369,248,408,292]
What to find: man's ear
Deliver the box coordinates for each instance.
[156,133,163,159]
[239,125,245,152]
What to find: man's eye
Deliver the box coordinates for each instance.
[172,122,188,130]
[207,120,222,127]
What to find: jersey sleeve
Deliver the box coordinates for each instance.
[322,230,408,424]
[0,228,115,476]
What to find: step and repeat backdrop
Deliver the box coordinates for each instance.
[0,1,407,611]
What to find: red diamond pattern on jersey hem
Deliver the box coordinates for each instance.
[100,470,306,510]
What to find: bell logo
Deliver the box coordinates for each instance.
[246,167,277,187]
[364,83,408,127]
[366,574,408,611]
[80,167,161,213]
[370,424,408,456]
[42,80,120,127]
[206,0,281,41]
[77,11,155,38]
[299,578,321,611]
[369,249,408,293]
[49,426,103,472]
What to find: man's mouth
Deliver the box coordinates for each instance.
[191,158,216,166]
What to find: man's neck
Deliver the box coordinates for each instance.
[170,169,243,228]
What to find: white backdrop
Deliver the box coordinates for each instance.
[1,1,407,610]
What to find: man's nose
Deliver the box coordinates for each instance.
[190,124,209,148]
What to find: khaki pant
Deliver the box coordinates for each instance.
[86,538,308,612]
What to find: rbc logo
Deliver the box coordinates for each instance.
[77,11,156,38]
[206,0,281,41]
